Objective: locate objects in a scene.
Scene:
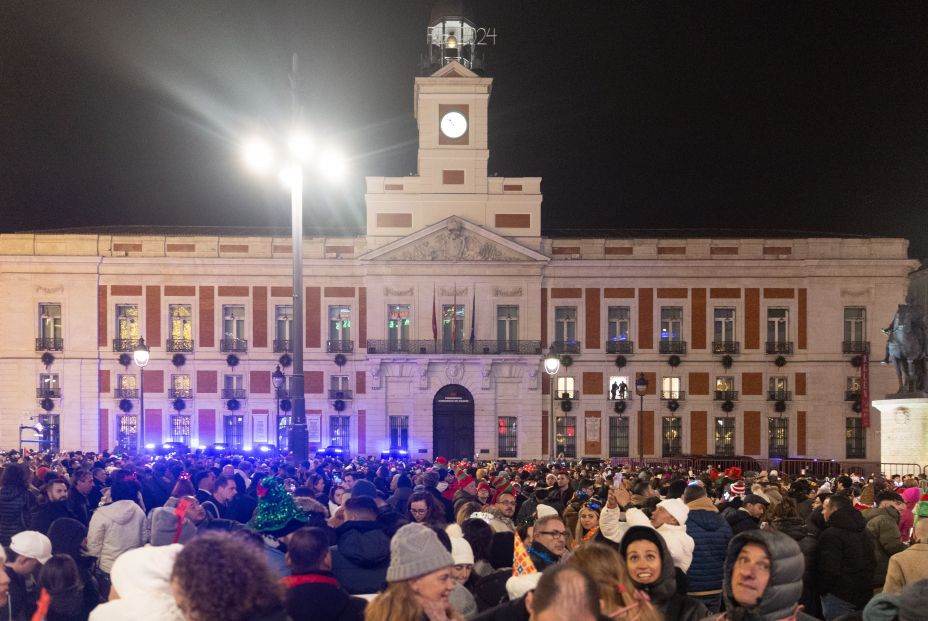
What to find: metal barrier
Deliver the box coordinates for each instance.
[878,463,924,476]
[609,457,695,471]
[695,458,766,474]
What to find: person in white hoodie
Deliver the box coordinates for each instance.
[87,478,150,576]
[600,485,694,572]
[88,543,184,621]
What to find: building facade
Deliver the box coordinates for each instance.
[0,60,916,460]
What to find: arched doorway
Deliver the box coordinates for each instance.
[432,384,474,459]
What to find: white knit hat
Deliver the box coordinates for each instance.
[507,573,542,599]
[536,504,559,519]
[451,536,474,565]
[657,498,689,526]
[386,523,454,582]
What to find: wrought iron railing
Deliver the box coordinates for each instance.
[767,390,792,401]
[845,390,861,402]
[166,339,194,352]
[766,341,794,355]
[714,390,739,401]
[114,388,139,399]
[220,338,248,352]
[660,390,686,400]
[842,341,870,354]
[329,389,353,400]
[659,340,687,354]
[113,338,140,352]
[556,390,579,400]
[35,338,63,351]
[712,341,740,354]
[327,340,354,353]
[365,340,543,355]
[550,341,581,354]
[273,339,292,353]
[36,387,61,398]
[605,340,634,354]
[168,388,193,399]
[221,388,247,399]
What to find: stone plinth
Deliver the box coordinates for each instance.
[872,398,928,466]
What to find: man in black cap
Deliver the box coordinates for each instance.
[725,493,769,534]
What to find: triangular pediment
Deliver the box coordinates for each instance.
[430,61,479,79]
[359,217,548,263]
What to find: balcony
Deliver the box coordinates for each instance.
[166,339,194,352]
[168,388,193,399]
[273,339,292,353]
[550,341,581,355]
[555,390,579,400]
[327,340,355,353]
[220,338,248,353]
[712,341,740,355]
[845,390,861,402]
[605,340,634,354]
[765,341,794,355]
[767,390,792,401]
[114,388,139,399]
[842,341,870,354]
[113,338,140,352]
[328,389,354,400]
[36,387,61,398]
[221,388,247,399]
[714,390,739,401]
[365,339,543,355]
[35,338,63,351]
[660,391,686,400]
[659,340,687,355]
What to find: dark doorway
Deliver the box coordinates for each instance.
[432,384,475,459]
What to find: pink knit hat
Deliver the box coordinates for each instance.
[902,486,922,504]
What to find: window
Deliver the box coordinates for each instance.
[769,376,789,400]
[608,417,629,457]
[497,306,519,351]
[846,376,861,400]
[498,416,517,457]
[277,416,290,451]
[608,375,630,400]
[844,307,866,343]
[115,304,139,349]
[556,376,576,399]
[608,307,631,342]
[171,415,191,445]
[223,415,244,449]
[168,304,193,350]
[275,305,293,352]
[117,415,137,452]
[170,374,191,399]
[442,304,465,352]
[715,417,735,456]
[38,304,62,349]
[330,416,351,448]
[37,373,60,398]
[662,417,682,456]
[389,416,409,450]
[222,374,244,399]
[713,308,736,351]
[715,376,735,400]
[222,304,246,351]
[554,307,577,346]
[330,375,351,399]
[660,307,683,341]
[328,305,352,342]
[555,416,577,458]
[37,415,60,453]
[662,376,682,400]
[116,374,138,399]
[768,417,788,458]
[387,305,411,350]
[846,417,866,459]
[767,308,789,343]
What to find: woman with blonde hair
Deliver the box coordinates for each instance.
[366,523,462,621]
[567,543,663,621]
[573,500,602,547]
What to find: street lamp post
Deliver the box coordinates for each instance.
[271,365,285,449]
[543,352,560,462]
[635,372,648,465]
[133,338,150,453]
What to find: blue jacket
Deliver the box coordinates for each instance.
[684,498,732,593]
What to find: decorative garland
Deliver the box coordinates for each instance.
[227,398,241,411]
[774,400,787,413]
[279,399,292,412]
[172,353,187,367]
[668,355,681,367]
[226,354,240,368]
[119,353,132,368]
[614,401,627,414]
[40,352,55,369]
[560,399,573,413]
[119,398,133,413]
[279,353,293,368]
[667,399,680,412]
[774,356,787,367]
[850,356,863,368]
[614,355,627,368]
[721,355,734,369]
[561,355,573,368]
[173,398,186,412]
[721,400,735,413]
[334,353,347,367]
[333,399,346,412]
[40,398,54,412]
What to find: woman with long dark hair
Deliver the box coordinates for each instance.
[0,463,35,547]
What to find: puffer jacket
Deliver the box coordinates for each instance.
[0,486,35,546]
[330,520,391,595]
[87,499,149,573]
[706,529,818,621]
[862,506,906,587]
[686,496,733,594]
[816,505,874,609]
[770,516,818,616]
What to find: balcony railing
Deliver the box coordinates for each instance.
[766,341,794,355]
[113,338,141,352]
[273,339,292,353]
[220,338,248,353]
[660,390,686,400]
[550,341,581,355]
[114,388,139,399]
[713,390,738,401]
[328,389,354,400]
[166,339,194,352]
[659,340,687,355]
[767,390,792,401]
[845,390,861,402]
[221,388,247,399]
[168,388,193,399]
[35,337,63,351]
[712,341,740,354]
[842,341,870,354]
[555,390,579,400]
[365,339,543,355]
[605,340,634,354]
[36,387,61,398]
[327,340,355,353]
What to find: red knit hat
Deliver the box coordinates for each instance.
[477,482,492,493]
[435,456,448,466]
[457,470,475,489]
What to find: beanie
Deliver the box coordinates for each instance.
[350,479,378,499]
[620,525,666,561]
[456,471,475,489]
[386,523,454,582]
[730,481,746,496]
[451,536,474,565]
[477,482,492,494]
[536,504,559,519]
[657,498,689,525]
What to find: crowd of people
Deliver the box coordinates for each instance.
[0,448,926,621]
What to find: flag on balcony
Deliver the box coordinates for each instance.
[432,285,438,341]
[469,285,476,345]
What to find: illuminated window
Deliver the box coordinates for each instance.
[38,304,62,348]
[662,417,682,456]
[330,416,350,449]
[556,376,576,399]
[223,415,244,449]
[844,307,866,343]
[389,416,408,450]
[117,415,137,451]
[387,304,411,349]
[442,304,465,352]
[37,415,59,453]
[328,306,352,342]
[275,305,293,351]
[608,375,629,400]
[715,417,735,456]
[115,305,139,344]
[661,376,682,400]
[768,417,788,458]
[660,307,683,342]
[171,415,191,445]
[498,416,517,457]
[222,304,246,351]
[607,307,630,342]
[168,305,193,343]
[555,416,576,458]
[37,373,60,398]
[497,306,519,350]
[846,417,865,459]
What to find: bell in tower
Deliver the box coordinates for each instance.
[422,0,496,74]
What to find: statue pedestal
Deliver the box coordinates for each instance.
[872,398,928,466]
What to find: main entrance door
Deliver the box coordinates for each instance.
[432,384,475,459]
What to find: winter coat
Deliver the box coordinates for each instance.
[470,595,529,621]
[769,516,818,615]
[685,496,733,594]
[702,529,818,621]
[86,499,149,573]
[862,506,907,587]
[386,486,413,516]
[329,520,391,595]
[601,506,694,572]
[883,542,928,593]
[724,507,761,535]
[816,505,874,609]
[0,486,35,546]
[283,571,366,621]
[31,499,78,535]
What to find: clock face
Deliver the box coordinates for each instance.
[440,111,468,139]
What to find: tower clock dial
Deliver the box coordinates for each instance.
[440,111,468,139]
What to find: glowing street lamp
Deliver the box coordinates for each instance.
[133,338,150,453]
[635,372,649,464]
[543,352,561,461]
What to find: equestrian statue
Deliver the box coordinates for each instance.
[883,302,928,395]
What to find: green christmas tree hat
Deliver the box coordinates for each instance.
[249,476,311,535]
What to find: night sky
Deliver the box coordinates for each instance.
[2,2,928,257]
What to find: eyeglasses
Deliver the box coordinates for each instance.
[535,530,568,539]
[409,508,429,515]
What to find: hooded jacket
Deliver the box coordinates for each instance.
[0,486,35,546]
[86,499,149,573]
[329,520,391,595]
[816,505,874,609]
[686,496,733,594]
[862,506,907,586]
[707,529,818,621]
[88,544,185,621]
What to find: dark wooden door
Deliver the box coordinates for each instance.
[432,384,475,459]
